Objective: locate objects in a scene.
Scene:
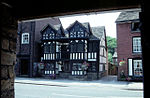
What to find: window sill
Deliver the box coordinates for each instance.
[21,43,29,44]
[131,31,140,33]
[132,52,142,55]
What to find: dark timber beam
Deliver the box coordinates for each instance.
[1,0,140,20]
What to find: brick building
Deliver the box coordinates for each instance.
[116,9,143,81]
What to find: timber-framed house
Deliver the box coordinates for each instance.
[41,20,108,80]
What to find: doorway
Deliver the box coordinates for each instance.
[20,59,29,76]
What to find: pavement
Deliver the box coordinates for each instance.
[15,75,143,91]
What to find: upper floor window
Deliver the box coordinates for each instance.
[131,22,140,32]
[22,33,29,44]
[44,43,50,53]
[70,28,85,38]
[87,62,97,72]
[44,42,55,53]
[49,42,55,53]
[77,31,84,37]
[133,37,142,53]
[88,42,99,52]
[42,27,55,39]
[70,40,84,52]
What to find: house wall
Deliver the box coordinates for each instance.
[34,18,61,62]
[16,21,34,77]
[117,22,142,80]
[16,18,61,77]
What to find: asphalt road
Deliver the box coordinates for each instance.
[15,77,143,98]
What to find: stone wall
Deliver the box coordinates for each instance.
[1,3,17,98]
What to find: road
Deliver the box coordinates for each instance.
[15,77,143,98]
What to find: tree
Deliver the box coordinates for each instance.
[106,36,117,63]
[108,53,113,63]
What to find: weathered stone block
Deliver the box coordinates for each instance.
[1,79,11,90]
[8,66,15,78]
[1,89,14,98]
[1,50,16,65]
[2,38,9,50]
[1,3,16,98]
[9,41,16,52]
[1,66,8,79]
[9,31,17,40]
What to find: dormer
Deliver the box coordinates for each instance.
[41,24,57,40]
[66,21,90,38]
[41,24,65,40]
[55,25,65,38]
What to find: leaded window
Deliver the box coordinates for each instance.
[45,63,55,75]
[133,59,142,76]
[42,27,56,40]
[44,43,50,53]
[22,33,29,44]
[87,62,97,72]
[49,42,55,53]
[77,40,84,52]
[72,63,87,75]
[49,31,55,39]
[70,40,84,52]
[70,41,76,52]
[88,42,98,52]
[70,27,85,38]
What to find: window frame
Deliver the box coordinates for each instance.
[88,41,98,52]
[87,62,97,72]
[132,37,142,53]
[133,59,143,77]
[21,33,29,44]
[131,21,140,32]
[128,58,143,77]
[71,62,87,76]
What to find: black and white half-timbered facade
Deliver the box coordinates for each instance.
[41,20,108,80]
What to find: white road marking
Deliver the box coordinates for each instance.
[51,93,142,98]
[52,93,99,98]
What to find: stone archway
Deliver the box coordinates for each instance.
[1,0,146,98]
[1,4,17,98]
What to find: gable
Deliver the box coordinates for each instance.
[67,21,88,32]
[67,21,90,38]
[40,24,57,34]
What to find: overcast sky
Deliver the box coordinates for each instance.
[59,12,121,38]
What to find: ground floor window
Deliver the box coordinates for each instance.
[45,63,55,75]
[128,59,143,77]
[87,62,97,72]
[133,59,142,76]
[72,63,87,75]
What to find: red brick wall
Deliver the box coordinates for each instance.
[116,22,141,79]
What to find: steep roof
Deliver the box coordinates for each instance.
[66,20,90,33]
[115,10,141,23]
[91,26,105,39]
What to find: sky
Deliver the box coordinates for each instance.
[59,12,121,38]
